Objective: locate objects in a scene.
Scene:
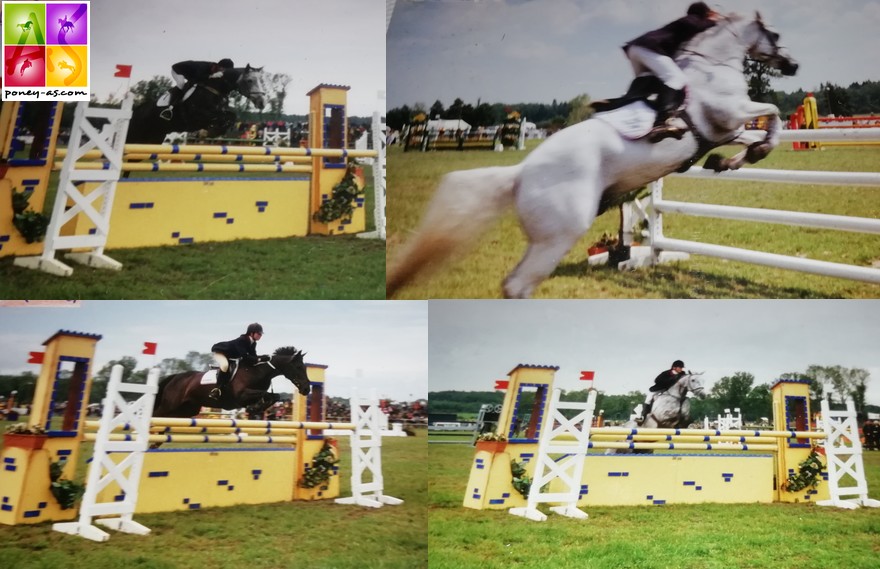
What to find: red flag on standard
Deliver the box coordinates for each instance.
[580,371,595,381]
[143,342,157,355]
[28,352,45,364]
[114,64,132,78]
[494,380,509,390]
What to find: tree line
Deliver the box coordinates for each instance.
[389,79,880,133]
[429,365,878,423]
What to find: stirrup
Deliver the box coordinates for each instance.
[209,387,221,400]
[159,106,174,120]
[647,124,686,143]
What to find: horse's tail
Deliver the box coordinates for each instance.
[386,164,521,297]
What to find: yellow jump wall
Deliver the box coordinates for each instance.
[66,176,311,248]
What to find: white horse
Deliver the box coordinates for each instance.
[607,372,707,455]
[387,12,798,298]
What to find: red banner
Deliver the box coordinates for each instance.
[580,371,595,381]
[494,380,509,390]
[142,342,157,355]
[114,64,132,78]
[28,351,44,364]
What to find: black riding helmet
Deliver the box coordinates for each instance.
[247,323,264,335]
[217,58,234,69]
[687,2,712,17]
[672,360,685,368]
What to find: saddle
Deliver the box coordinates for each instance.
[591,75,667,115]
[592,75,718,173]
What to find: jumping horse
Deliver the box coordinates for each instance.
[152,346,311,418]
[387,12,799,298]
[126,64,268,144]
[609,372,707,455]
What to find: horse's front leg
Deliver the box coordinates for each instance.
[705,102,782,173]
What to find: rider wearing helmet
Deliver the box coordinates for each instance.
[636,360,687,424]
[209,322,263,400]
[624,2,720,141]
[161,58,235,120]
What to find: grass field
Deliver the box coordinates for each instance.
[0,167,385,300]
[387,143,880,299]
[0,428,427,569]
[428,442,880,569]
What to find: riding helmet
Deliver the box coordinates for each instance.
[672,360,685,368]
[686,2,712,17]
[218,58,234,69]
[247,323,264,335]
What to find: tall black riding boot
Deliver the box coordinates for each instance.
[210,365,233,401]
[648,85,687,142]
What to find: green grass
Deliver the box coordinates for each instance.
[0,429,427,569]
[387,143,880,298]
[0,167,385,299]
[428,443,880,569]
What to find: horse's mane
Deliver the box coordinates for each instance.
[273,346,303,357]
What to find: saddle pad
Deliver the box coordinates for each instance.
[199,370,218,385]
[594,100,655,140]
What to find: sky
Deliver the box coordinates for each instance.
[90,0,386,116]
[0,301,428,401]
[428,300,880,408]
[388,0,880,110]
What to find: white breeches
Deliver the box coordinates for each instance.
[627,46,687,90]
[213,353,229,372]
[171,70,187,89]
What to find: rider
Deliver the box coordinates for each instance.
[636,360,687,424]
[209,322,263,400]
[160,58,235,120]
[623,2,720,141]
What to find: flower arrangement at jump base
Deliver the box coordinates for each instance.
[298,439,339,490]
[312,163,365,224]
[11,188,49,244]
[510,459,532,498]
[49,459,85,510]
[783,448,824,493]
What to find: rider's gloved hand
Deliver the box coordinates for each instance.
[257,354,271,363]
[209,71,224,79]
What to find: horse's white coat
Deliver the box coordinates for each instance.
[388,13,798,298]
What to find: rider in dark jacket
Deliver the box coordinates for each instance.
[160,58,234,120]
[624,2,719,141]
[209,322,262,400]
[636,360,687,423]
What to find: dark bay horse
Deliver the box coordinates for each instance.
[152,346,310,418]
[127,64,268,144]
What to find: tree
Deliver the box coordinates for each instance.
[130,75,173,107]
[709,372,755,411]
[565,93,593,126]
[429,100,445,120]
[263,72,292,119]
[820,82,853,116]
[743,59,781,103]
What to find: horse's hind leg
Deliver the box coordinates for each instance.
[502,234,584,298]
[502,181,601,299]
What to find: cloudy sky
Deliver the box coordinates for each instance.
[0,301,428,401]
[90,0,386,116]
[388,0,880,109]
[428,300,880,406]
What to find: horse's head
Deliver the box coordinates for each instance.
[237,64,268,110]
[680,372,707,399]
[743,12,798,76]
[272,346,311,396]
